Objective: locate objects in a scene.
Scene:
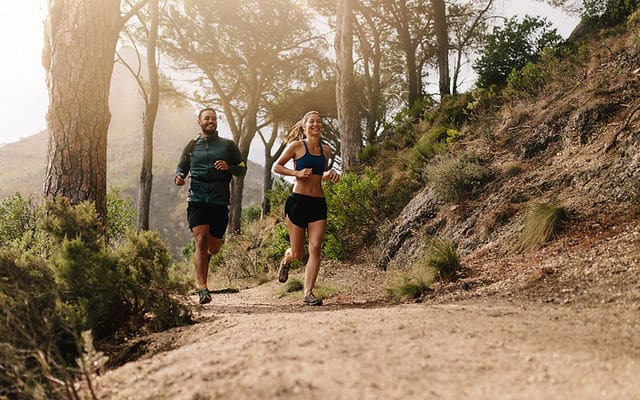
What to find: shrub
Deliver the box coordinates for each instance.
[241,205,261,225]
[436,93,474,128]
[507,61,546,98]
[0,193,38,248]
[386,268,436,302]
[324,169,382,259]
[114,230,191,332]
[106,186,135,242]
[0,249,77,400]
[408,126,449,180]
[424,153,493,203]
[421,238,461,281]
[518,202,568,252]
[266,179,293,216]
[474,15,562,88]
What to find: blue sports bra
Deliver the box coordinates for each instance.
[294,141,326,175]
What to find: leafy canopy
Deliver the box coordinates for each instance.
[473,15,562,89]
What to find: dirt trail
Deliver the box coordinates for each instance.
[90,282,640,400]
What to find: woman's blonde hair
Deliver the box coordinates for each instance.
[285,110,322,144]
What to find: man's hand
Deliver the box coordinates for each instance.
[175,173,186,186]
[214,160,228,170]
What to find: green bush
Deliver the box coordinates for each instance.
[518,202,568,252]
[436,93,474,128]
[408,126,449,179]
[241,205,262,225]
[106,185,135,242]
[421,238,461,281]
[0,193,38,247]
[424,153,493,202]
[324,169,382,259]
[507,61,546,98]
[266,179,293,216]
[474,15,562,88]
[114,230,191,332]
[386,268,435,302]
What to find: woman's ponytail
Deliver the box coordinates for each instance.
[285,121,305,144]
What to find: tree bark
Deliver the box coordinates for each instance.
[42,0,124,225]
[335,0,360,171]
[138,0,160,231]
[43,0,147,225]
[431,0,450,97]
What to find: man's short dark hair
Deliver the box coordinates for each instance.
[198,107,216,119]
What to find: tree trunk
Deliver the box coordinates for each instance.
[335,0,360,171]
[431,0,450,97]
[260,122,280,218]
[138,0,160,231]
[42,0,123,225]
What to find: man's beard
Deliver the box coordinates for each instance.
[202,125,217,135]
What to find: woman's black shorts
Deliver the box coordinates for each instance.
[284,193,327,228]
[187,202,229,238]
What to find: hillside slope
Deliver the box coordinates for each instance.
[377,23,639,305]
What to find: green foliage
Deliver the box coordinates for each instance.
[278,278,304,296]
[359,143,380,165]
[385,97,436,147]
[507,61,546,98]
[386,268,435,302]
[241,205,262,225]
[518,202,568,252]
[53,238,126,339]
[266,179,293,215]
[424,153,493,203]
[435,93,475,128]
[106,185,135,241]
[0,193,38,247]
[420,238,461,281]
[40,196,103,250]
[582,0,640,27]
[40,197,191,338]
[474,15,563,88]
[466,87,502,117]
[0,249,76,400]
[408,126,449,179]
[377,172,421,219]
[269,222,292,262]
[386,237,460,301]
[114,230,191,332]
[323,169,382,259]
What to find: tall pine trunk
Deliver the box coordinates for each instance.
[42,0,123,225]
[335,0,359,171]
[431,0,450,97]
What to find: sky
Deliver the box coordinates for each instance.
[0,0,579,147]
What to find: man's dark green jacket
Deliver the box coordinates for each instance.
[175,134,246,205]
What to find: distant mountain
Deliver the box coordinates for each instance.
[0,61,263,257]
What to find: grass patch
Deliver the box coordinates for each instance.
[518,202,567,252]
[421,238,461,281]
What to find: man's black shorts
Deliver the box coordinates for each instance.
[284,193,327,228]
[187,202,229,238]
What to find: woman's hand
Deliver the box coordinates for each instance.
[295,168,313,179]
[324,169,340,183]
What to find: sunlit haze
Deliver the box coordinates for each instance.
[0,0,578,147]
